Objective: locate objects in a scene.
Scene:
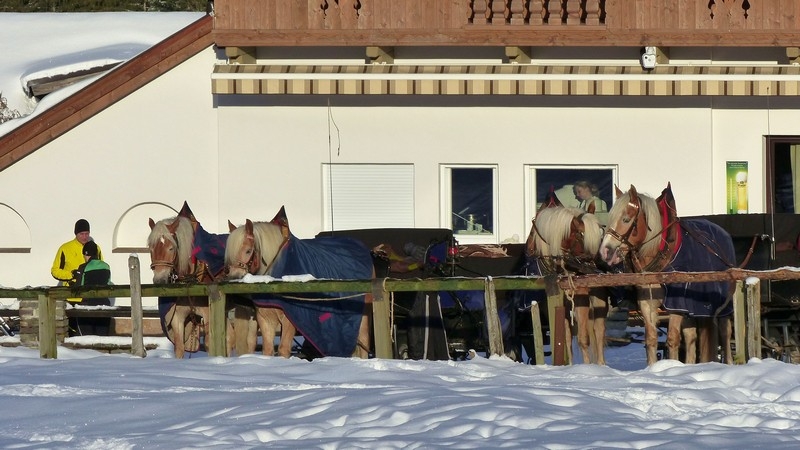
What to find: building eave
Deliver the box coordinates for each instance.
[0,14,214,173]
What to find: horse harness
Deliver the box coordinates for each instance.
[228,221,291,276]
[608,190,755,273]
[528,212,600,276]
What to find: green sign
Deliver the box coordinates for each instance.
[726,161,748,214]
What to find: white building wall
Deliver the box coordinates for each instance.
[216,102,718,241]
[3,46,800,293]
[0,47,219,290]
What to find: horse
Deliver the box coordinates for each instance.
[147,202,254,358]
[524,195,609,364]
[224,207,374,359]
[598,183,734,365]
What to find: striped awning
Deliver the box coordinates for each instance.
[212,64,800,96]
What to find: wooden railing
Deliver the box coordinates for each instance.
[4,255,794,363]
[212,0,800,47]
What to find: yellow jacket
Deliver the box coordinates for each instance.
[51,239,104,301]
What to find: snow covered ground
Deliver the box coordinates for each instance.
[1,333,799,449]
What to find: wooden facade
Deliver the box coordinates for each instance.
[212,0,800,47]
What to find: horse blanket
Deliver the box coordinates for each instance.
[158,223,229,339]
[251,234,373,357]
[662,219,735,317]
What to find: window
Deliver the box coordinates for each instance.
[440,165,498,244]
[322,164,414,230]
[524,165,618,227]
[766,137,800,213]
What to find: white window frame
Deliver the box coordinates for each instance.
[322,163,415,231]
[524,164,618,229]
[440,164,499,244]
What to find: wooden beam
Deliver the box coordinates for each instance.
[366,46,394,64]
[214,29,800,48]
[224,46,256,64]
[505,46,531,63]
[787,47,800,65]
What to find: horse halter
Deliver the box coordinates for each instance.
[604,194,648,253]
[150,236,180,283]
[227,233,262,275]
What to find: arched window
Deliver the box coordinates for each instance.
[113,203,178,252]
[0,204,31,252]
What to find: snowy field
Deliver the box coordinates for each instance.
[1,334,799,449]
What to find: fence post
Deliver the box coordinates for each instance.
[38,293,57,359]
[745,278,762,360]
[483,277,504,357]
[207,284,227,357]
[530,301,545,365]
[128,255,146,358]
[371,279,393,359]
[545,275,567,365]
[733,280,746,364]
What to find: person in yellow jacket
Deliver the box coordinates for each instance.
[51,219,103,302]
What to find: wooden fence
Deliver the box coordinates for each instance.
[1,255,793,363]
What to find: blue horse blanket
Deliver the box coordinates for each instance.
[662,219,735,317]
[251,234,374,357]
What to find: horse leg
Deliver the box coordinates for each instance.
[681,316,697,364]
[276,312,295,358]
[666,314,684,361]
[235,302,257,356]
[589,291,608,365]
[572,295,591,364]
[255,307,278,356]
[197,306,211,355]
[169,306,186,359]
[697,316,721,363]
[637,284,664,366]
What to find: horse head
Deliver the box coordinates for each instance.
[599,184,652,267]
[147,216,189,283]
[224,219,261,280]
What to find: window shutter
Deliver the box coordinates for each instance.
[323,164,414,230]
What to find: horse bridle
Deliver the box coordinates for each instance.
[227,231,290,276]
[603,195,646,254]
[150,236,180,283]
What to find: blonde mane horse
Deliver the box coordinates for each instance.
[598,184,734,365]
[225,210,374,359]
[225,218,296,357]
[526,205,609,364]
[148,205,252,358]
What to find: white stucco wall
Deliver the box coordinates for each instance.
[213,100,731,240]
[0,47,219,290]
[3,45,800,293]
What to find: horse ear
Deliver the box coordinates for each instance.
[167,217,181,234]
[149,218,155,230]
[245,219,254,236]
[587,201,596,214]
[228,220,237,232]
[629,184,638,198]
[614,185,624,199]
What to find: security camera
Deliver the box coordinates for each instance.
[641,46,657,70]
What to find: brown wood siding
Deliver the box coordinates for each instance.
[213,0,800,47]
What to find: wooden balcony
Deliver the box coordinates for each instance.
[212,0,800,47]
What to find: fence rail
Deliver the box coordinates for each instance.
[1,255,792,362]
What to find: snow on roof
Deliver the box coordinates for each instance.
[0,12,203,137]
